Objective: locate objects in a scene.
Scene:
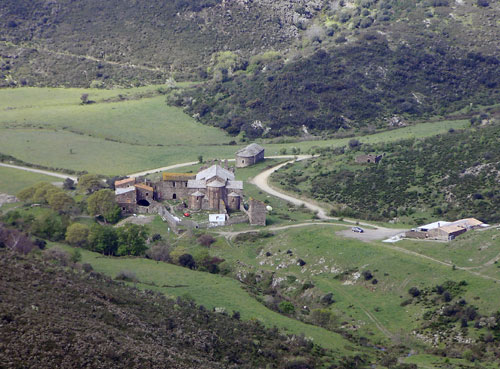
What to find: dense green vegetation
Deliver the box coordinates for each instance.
[273,123,500,223]
[177,0,500,137]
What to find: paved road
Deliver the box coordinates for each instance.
[0,163,77,181]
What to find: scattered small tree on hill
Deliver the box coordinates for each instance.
[197,233,216,247]
[48,192,75,214]
[63,178,75,190]
[80,94,89,105]
[88,225,118,255]
[65,223,90,247]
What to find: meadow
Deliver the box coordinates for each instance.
[0,86,470,176]
[205,226,500,343]
[0,166,62,194]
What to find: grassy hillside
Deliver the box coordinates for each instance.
[0,248,340,368]
[0,84,470,176]
[272,123,500,223]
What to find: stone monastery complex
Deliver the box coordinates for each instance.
[114,143,266,226]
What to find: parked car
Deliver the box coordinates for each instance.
[351,226,364,233]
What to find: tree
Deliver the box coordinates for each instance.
[48,191,75,213]
[178,254,196,269]
[65,223,90,247]
[30,211,68,241]
[78,174,103,194]
[408,287,421,297]
[63,178,75,190]
[87,189,121,223]
[117,224,148,256]
[278,301,295,314]
[88,225,118,255]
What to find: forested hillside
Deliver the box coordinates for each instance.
[0,248,332,369]
[272,123,500,223]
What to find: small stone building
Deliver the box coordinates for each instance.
[115,187,137,213]
[355,154,382,164]
[236,143,265,168]
[155,173,195,201]
[248,198,267,226]
[428,225,467,241]
[134,183,154,206]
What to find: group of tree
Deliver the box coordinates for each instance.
[66,223,148,256]
[17,182,75,214]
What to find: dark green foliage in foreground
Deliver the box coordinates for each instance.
[275,124,500,222]
[182,37,500,138]
[0,249,329,369]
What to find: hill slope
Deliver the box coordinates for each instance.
[180,0,500,137]
[0,0,315,87]
[0,249,333,369]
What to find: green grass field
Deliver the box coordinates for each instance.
[0,86,470,177]
[0,166,62,194]
[205,226,500,343]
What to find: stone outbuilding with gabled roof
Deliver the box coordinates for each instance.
[236,143,264,168]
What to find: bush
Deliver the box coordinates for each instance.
[179,254,196,269]
[278,301,295,314]
[362,270,373,280]
[115,270,138,282]
[82,263,93,273]
[146,244,171,262]
[44,248,70,266]
[408,287,421,297]
[197,233,216,247]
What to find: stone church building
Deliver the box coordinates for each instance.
[235,143,264,167]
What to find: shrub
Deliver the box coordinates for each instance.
[278,301,295,314]
[115,270,138,282]
[146,244,171,262]
[197,233,216,247]
[44,248,70,266]
[82,263,93,273]
[362,270,373,280]
[179,254,196,269]
[408,287,421,297]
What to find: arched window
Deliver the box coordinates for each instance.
[173,193,177,199]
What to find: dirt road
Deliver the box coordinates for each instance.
[250,158,407,241]
[0,163,77,181]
